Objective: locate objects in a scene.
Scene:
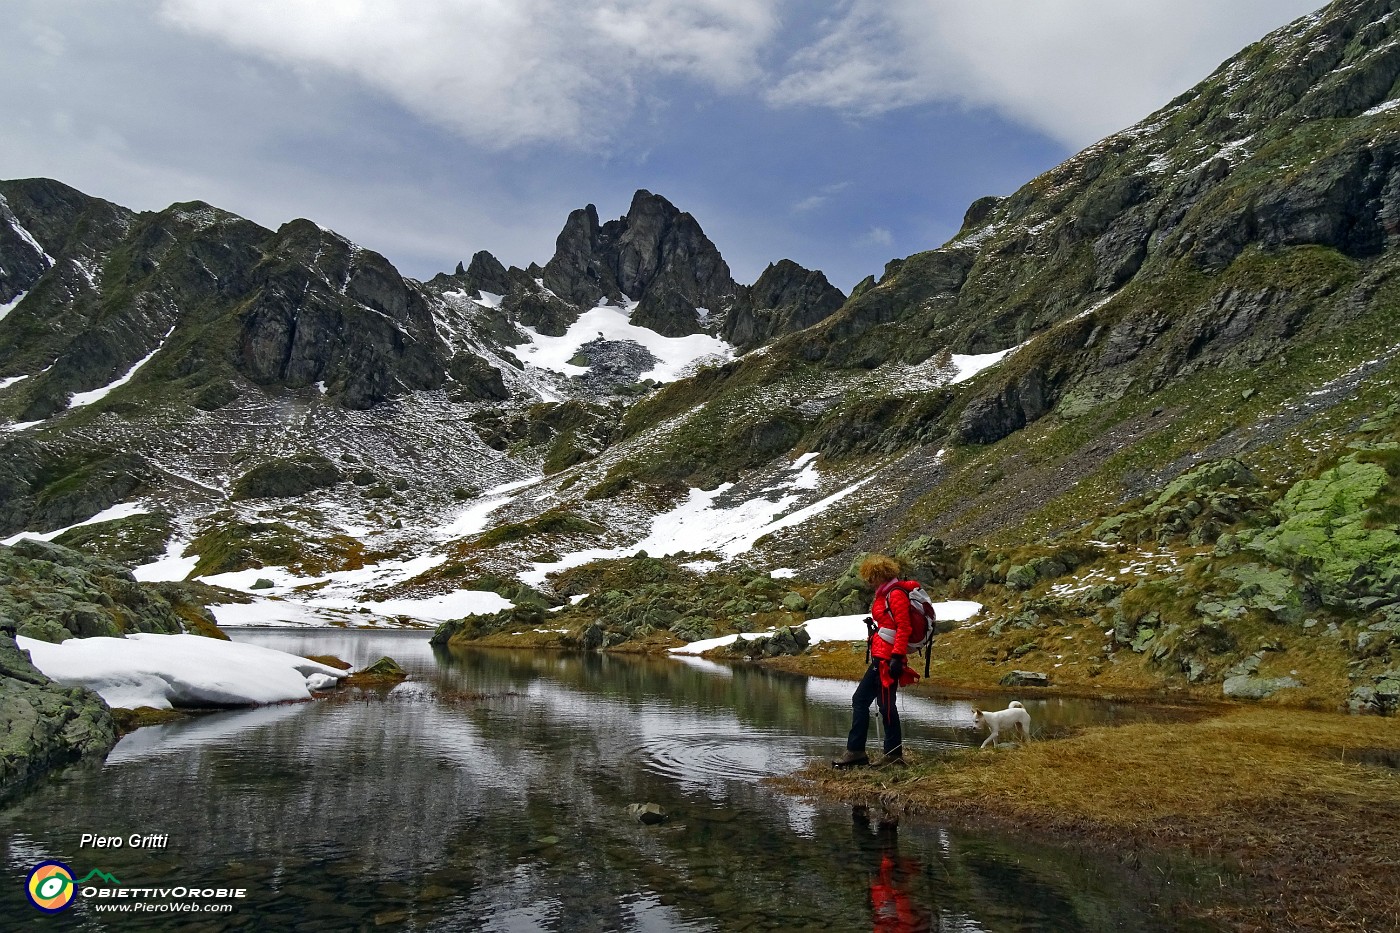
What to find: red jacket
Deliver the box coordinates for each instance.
[870,580,912,660]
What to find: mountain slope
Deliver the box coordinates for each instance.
[600,0,1400,551]
[2,0,1398,713]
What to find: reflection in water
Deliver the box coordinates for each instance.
[854,808,932,933]
[0,633,1219,931]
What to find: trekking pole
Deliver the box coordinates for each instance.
[874,664,883,746]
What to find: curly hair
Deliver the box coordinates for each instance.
[858,554,900,586]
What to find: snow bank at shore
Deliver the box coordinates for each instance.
[17,633,349,709]
[669,602,983,655]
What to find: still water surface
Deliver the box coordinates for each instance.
[1,631,1219,931]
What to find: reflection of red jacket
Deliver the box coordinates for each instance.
[870,854,930,932]
[870,581,912,660]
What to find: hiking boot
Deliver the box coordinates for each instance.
[873,751,907,770]
[831,749,869,769]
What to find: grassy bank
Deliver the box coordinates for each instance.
[779,708,1399,933]
[766,626,1354,708]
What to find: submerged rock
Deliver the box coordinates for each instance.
[343,656,408,689]
[626,802,668,825]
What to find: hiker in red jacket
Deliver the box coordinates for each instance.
[833,554,915,769]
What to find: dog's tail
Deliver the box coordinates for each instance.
[1008,700,1024,709]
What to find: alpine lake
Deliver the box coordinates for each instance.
[1,630,1224,932]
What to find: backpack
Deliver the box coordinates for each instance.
[886,581,936,652]
[882,580,938,678]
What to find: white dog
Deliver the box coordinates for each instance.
[974,701,1031,748]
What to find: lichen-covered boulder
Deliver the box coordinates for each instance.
[0,619,116,803]
[1223,674,1302,700]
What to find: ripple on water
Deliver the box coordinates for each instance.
[627,728,808,786]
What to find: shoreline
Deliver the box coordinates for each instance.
[775,706,1400,933]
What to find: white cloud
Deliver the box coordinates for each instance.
[158,0,780,150]
[156,1,1322,152]
[863,226,894,247]
[24,22,67,58]
[768,0,1322,148]
[792,181,850,213]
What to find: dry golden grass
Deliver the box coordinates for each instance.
[468,630,570,649]
[783,708,1400,932]
[303,653,352,670]
[110,706,188,734]
[772,621,1363,710]
[880,711,1396,825]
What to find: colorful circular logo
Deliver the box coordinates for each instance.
[26,861,77,913]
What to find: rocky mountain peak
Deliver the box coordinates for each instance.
[541,189,738,336]
[463,250,510,297]
[543,203,610,306]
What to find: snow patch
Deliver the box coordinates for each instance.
[516,301,733,383]
[310,588,513,623]
[9,220,53,267]
[0,291,27,322]
[68,327,175,409]
[952,221,1002,248]
[950,348,1017,384]
[0,374,28,390]
[17,632,348,709]
[71,257,99,289]
[3,501,150,547]
[520,474,876,585]
[1364,98,1400,117]
[201,553,447,597]
[437,494,517,539]
[789,453,821,490]
[669,603,982,655]
[1216,135,1255,163]
[132,537,199,583]
[1070,294,1117,322]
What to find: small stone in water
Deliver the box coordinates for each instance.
[627,802,668,825]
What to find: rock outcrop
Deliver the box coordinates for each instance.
[723,259,847,350]
[0,539,229,801]
[237,220,446,409]
[0,540,189,643]
[0,618,116,803]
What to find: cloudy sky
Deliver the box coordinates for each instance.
[2,0,1320,292]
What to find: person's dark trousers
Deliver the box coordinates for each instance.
[846,661,902,755]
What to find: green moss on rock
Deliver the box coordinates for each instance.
[1247,452,1400,608]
